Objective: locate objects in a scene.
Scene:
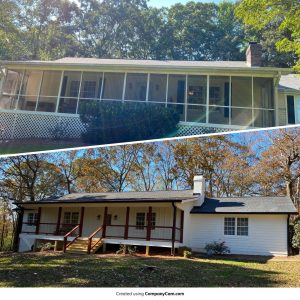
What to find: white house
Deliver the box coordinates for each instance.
[0,42,297,140]
[15,176,297,256]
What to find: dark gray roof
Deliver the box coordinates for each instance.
[279,74,300,92]
[23,190,196,204]
[191,196,297,214]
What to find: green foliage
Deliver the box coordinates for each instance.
[236,0,300,71]
[183,250,192,258]
[79,101,180,144]
[178,246,192,256]
[205,241,230,255]
[116,244,137,255]
[292,219,300,250]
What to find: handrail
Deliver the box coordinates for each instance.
[87,226,103,254]
[63,225,80,252]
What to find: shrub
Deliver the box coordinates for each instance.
[116,244,137,255]
[183,250,192,258]
[79,101,180,144]
[204,241,230,255]
[178,246,192,256]
[292,219,300,250]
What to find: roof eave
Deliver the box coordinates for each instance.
[0,61,292,76]
[190,211,297,215]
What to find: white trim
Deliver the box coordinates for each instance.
[122,72,127,103]
[100,72,104,101]
[184,74,188,122]
[75,71,83,114]
[206,75,209,123]
[165,74,169,108]
[55,71,64,113]
[15,70,25,110]
[146,73,150,102]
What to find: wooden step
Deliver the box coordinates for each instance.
[65,238,103,254]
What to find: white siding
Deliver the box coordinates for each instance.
[188,214,288,256]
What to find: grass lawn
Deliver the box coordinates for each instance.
[0,139,88,155]
[0,252,300,287]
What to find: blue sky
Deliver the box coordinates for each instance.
[148,0,233,7]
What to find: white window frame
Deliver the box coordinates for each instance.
[224,217,249,237]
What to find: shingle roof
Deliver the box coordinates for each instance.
[279,74,300,92]
[24,190,196,204]
[190,196,297,214]
[54,57,248,68]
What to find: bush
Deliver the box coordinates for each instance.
[178,246,192,256]
[79,101,180,144]
[116,244,137,255]
[183,250,192,258]
[292,219,300,250]
[204,241,230,256]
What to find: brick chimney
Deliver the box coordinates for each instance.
[246,42,262,67]
[193,175,205,206]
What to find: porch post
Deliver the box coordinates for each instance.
[146,206,152,241]
[35,207,42,235]
[102,207,108,238]
[124,207,130,239]
[171,203,177,256]
[180,210,184,243]
[79,207,85,237]
[55,207,62,235]
[13,207,24,252]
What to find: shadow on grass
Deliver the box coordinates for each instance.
[0,252,285,287]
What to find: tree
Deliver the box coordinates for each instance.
[49,150,84,194]
[292,219,300,250]
[0,155,63,202]
[236,0,300,71]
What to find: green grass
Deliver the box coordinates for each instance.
[0,252,300,287]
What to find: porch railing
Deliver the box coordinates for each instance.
[21,222,80,236]
[87,226,103,254]
[104,224,181,242]
[21,222,182,243]
[63,225,80,252]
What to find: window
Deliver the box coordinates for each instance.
[70,81,80,97]
[82,81,96,98]
[224,217,235,235]
[237,218,248,236]
[187,75,207,105]
[63,212,79,225]
[136,212,145,230]
[27,213,38,226]
[224,217,249,236]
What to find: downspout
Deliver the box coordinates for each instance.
[13,205,24,252]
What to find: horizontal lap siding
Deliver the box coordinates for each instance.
[189,214,288,256]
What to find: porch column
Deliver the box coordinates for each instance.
[102,207,108,238]
[35,207,42,235]
[13,207,24,252]
[124,207,130,239]
[171,203,177,256]
[55,207,62,235]
[79,207,85,237]
[180,210,184,243]
[146,206,152,241]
